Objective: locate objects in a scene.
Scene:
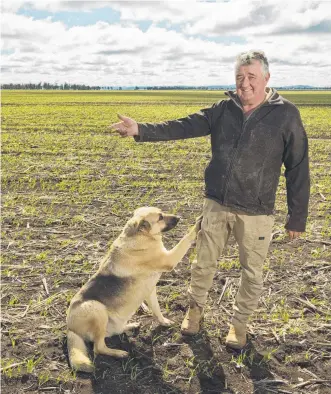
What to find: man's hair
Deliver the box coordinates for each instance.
[235,50,269,77]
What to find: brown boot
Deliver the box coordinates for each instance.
[225,323,247,350]
[181,300,203,336]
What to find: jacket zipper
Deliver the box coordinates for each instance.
[221,95,270,204]
[222,114,247,203]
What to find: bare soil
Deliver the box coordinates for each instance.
[1,90,331,393]
[2,210,331,394]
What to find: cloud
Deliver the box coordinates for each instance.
[1,0,331,86]
[1,0,110,13]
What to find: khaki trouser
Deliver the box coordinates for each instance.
[188,198,274,325]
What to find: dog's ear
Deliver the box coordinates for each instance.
[124,219,139,237]
[124,218,151,236]
[137,219,151,233]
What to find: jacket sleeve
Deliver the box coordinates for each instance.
[283,105,310,232]
[134,102,223,142]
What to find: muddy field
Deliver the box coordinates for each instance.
[1,90,331,393]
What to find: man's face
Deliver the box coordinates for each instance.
[235,60,270,107]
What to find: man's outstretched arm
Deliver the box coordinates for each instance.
[109,102,224,142]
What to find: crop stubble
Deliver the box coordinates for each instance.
[1,90,331,394]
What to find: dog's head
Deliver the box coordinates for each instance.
[124,207,180,237]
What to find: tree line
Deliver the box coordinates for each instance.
[1,82,102,90]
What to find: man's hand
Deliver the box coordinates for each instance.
[287,230,303,240]
[110,114,139,137]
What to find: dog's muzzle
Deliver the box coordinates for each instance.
[162,215,180,232]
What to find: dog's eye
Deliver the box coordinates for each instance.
[159,214,164,221]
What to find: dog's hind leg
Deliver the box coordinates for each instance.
[93,334,129,359]
[145,288,174,326]
[67,329,94,372]
[93,320,129,359]
[87,307,129,359]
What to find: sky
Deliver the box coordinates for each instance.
[1,0,331,87]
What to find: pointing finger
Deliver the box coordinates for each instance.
[117,113,130,122]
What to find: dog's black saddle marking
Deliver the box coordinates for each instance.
[81,274,133,306]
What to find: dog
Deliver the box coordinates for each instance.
[66,207,201,372]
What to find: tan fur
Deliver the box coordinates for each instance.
[66,207,200,372]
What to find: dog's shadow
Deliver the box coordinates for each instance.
[62,327,277,394]
[62,328,184,394]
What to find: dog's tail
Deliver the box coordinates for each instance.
[67,329,94,373]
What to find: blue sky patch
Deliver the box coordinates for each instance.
[17,5,121,27]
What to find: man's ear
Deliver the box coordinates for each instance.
[265,72,270,83]
[138,219,151,233]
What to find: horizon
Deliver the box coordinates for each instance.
[2,83,331,90]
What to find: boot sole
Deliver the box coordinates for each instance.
[225,340,246,350]
[181,329,199,336]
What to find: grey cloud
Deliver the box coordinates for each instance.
[161,45,236,64]
[85,60,107,66]
[23,1,106,12]
[306,20,331,33]
[142,60,160,68]
[110,1,167,11]
[10,54,35,62]
[97,48,144,55]
[195,4,279,36]
[271,59,309,67]
[2,29,50,44]
[1,32,20,39]
[161,46,209,62]
[188,3,329,38]
[59,1,104,9]
[52,65,78,72]
[140,71,158,77]
[272,20,331,35]
[208,71,223,77]
[297,43,322,52]
[20,43,43,53]
[269,57,325,67]
[9,67,35,74]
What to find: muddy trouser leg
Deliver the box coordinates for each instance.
[188,199,235,308]
[232,212,274,326]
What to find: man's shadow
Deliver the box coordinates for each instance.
[183,332,235,394]
[184,329,278,394]
[225,334,277,394]
[242,339,278,394]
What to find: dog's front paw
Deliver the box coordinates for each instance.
[194,215,203,232]
[188,215,203,242]
[158,317,174,327]
[125,322,141,331]
[115,350,129,359]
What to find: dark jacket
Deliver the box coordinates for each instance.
[135,89,310,232]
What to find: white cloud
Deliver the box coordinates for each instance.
[1,0,110,13]
[1,0,331,86]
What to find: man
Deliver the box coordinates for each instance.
[110,50,310,349]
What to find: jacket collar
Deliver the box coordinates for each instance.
[225,87,284,109]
